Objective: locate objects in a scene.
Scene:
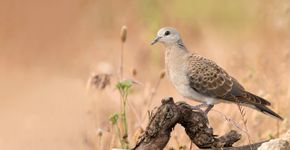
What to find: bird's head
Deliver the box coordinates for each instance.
[151,27,181,46]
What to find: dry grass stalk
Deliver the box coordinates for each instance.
[213,109,248,133]
[97,128,103,149]
[119,25,127,80]
[140,70,166,124]
[147,69,166,107]
[275,103,281,138]
[236,101,253,150]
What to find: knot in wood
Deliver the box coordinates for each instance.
[161,97,174,104]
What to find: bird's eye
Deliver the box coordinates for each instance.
[164,31,170,36]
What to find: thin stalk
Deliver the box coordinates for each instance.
[128,100,142,126]
[115,125,122,144]
[236,103,252,150]
[120,90,129,149]
[121,92,128,137]
[120,43,124,80]
[97,129,103,150]
[147,77,162,108]
[276,119,280,137]
[112,123,122,148]
[141,70,165,124]
[276,104,280,137]
[189,142,193,150]
[140,79,161,124]
[213,109,247,133]
[119,25,127,80]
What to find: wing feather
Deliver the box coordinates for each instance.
[187,55,235,98]
[186,54,270,106]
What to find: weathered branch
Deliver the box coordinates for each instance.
[133,97,267,150]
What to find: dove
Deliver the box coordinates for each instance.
[151,27,283,120]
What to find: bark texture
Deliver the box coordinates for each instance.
[133,97,267,150]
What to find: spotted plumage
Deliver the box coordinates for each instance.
[151,27,283,120]
[186,54,271,106]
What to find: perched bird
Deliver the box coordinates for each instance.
[151,27,283,120]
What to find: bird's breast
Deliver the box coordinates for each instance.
[165,49,188,87]
[165,49,198,99]
[165,49,219,104]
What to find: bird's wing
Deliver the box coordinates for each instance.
[186,54,270,106]
[186,54,235,98]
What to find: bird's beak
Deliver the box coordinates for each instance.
[151,36,161,45]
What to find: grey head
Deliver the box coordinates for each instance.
[151,27,183,46]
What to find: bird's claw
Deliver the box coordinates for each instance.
[190,104,214,119]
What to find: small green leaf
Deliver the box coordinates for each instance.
[109,113,119,125]
[116,80,132,91]
[268,134,274,139]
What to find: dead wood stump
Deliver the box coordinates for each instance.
[133,97,267,150]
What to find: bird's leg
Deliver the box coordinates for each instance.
[189,103,210,120]
[185,97,214,114]
[190,103,211,117]
[191,104,214,119]
[204,104,214,114]
[183,97,207,112]
[190,103,209,111]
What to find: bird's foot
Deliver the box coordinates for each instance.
[190,103,209,111]
[204,104,214,114]
[191,104,214,119]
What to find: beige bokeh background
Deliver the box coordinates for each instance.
[0,0,290,149]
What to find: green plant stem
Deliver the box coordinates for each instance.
[120,90,129,149]
[114,125,122,144]
[122,93,128,135]
[116,80,131,149]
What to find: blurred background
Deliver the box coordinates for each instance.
[0,0,290,149]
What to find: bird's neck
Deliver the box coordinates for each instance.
[165,40,189,56]
[164,39,187,50]
[164,41,190,84]
[165,41,190,69]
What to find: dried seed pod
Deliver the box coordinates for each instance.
[132,68,137,77]
[120,26,127,43]
[97,128,103,137]
[159,70,166,79]
[90,73,111,90]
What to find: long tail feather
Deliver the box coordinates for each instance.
[244,91,271,106]
[253,104,283,121]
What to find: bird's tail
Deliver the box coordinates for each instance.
[241,91,283,120]
[252,104,283,121]
[244,91,271,106]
